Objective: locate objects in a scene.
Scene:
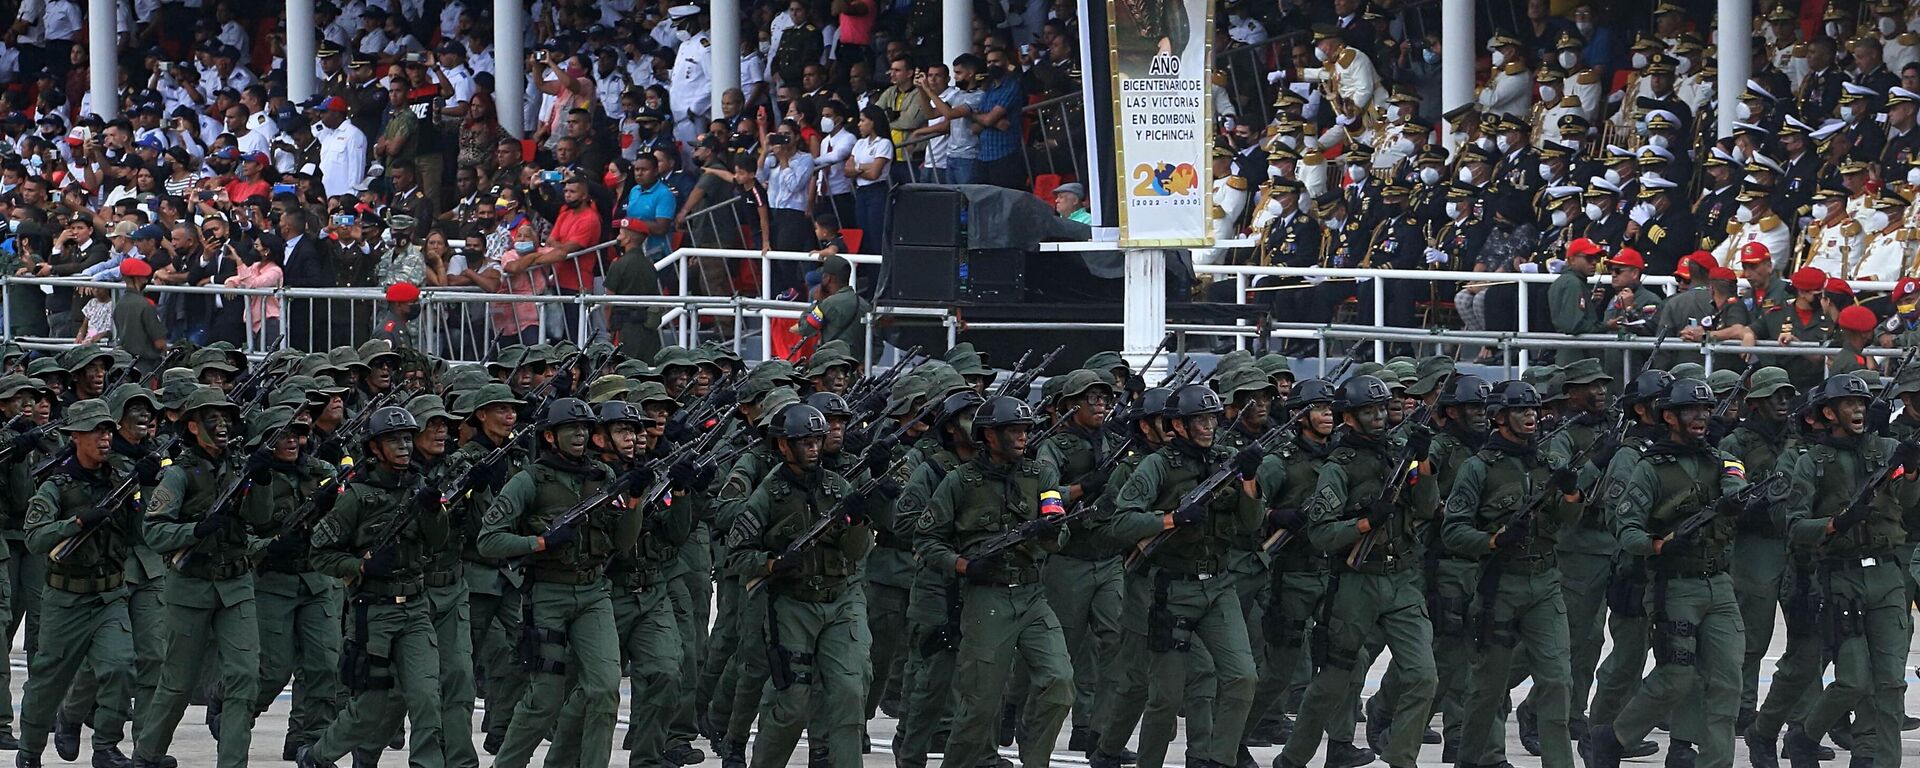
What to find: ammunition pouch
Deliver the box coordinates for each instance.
[1147,572,1194,653]
[515,590,569,675]
[340,600,395,691]
[1606,561,1648,617]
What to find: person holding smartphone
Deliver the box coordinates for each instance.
[758,115,816,296]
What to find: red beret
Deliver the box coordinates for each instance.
[1682,251,1718,275]
[1838,304,1877,332]
[1738,242,1770,264]
[615,218,648,233]
[1896,277,1920,303]
[119,259,152,278]
[1608,247,1646,269]
[1708,266,1738,282]
[1566,237,1603,259]
[1791,266,1827,292]
[1826,277,1854,296]
[385,281,420,303]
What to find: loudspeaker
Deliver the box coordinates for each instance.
[883,244,960,302]
[890,187,965,248]
[959,248,1025,302]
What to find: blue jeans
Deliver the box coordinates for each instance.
[854,183,891,248]
[948,158,978,185]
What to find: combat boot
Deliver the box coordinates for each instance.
[1325,740,1376,768]
[1363,696,1388,754]
[721,740,747,768]
[89,747,132,768]
[1581,724,1622,768]
[350,748,379,768]
[388,731,403,750]
[1848,758,1871,768]
[15,752,38,768]
[1829,717,1854,751]
[808,744,829,768]
[665,742,707,765]
[1782,726,1823,768]
[1746,724,1780,768]
[1246,714,1292,746]
[1665,740,1696,768]
[483,731,503,756]
[997,703,1018,747]
[204,701,221,741]
[294,745,337,768]
[1624,739,1660,758]
[1070,727,1096,754]
[51,714,78,763]
[1738,709,1757,734]
[1519,707,1542,757]
[1236,745,1257,768]
[1272,755,1309,768]
[1089,750,1128,768]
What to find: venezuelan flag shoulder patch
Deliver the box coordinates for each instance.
[1040,490,1065,516]
[1722,459,1745,480]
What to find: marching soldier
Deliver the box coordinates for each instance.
[134,387,266,768]
[443,383,532,755]
[1275,375,1437,768]
[15,400,137,768]
[1717,367,1799,733]
[1584,378,1750,768]
[295,406,449,768]
[477,398,628,768]
[893,388,982,768]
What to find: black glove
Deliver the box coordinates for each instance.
[412,485,442,510]
[1124,375,1145,401]
[192,514,231,539]
[1897,440,1920,470]
[1832,499,1871,533]
[1267,506,1305,530]
[312,486,342,516]
[662,412,697,444]
[1492,521,1529,550]
[855,389,890,417]
[1026,512,1062,537]
[963,554,998,585]
[845,493,872,526]
[1592,433,1622,471]
[862,439,894,478]
[1870,400,1894,433]
[134,456,163,486]
[8,431,35,452]
[1171,498,1209,526]
[263,530,307,559]
[709,387,739,409]
[361,547,400,578]
[669,456,703,489]
[1075,470,1107,500]
[1233,445,1262,479]
[695,462,718,488]
[542,521,580,549]
[244,449,273,478]
[1365,498,1397,529]
[76,503,113,528]
[770,551,805,576]
[1551,467,1580,494]
[1403,426,1433,462]
[1659,531,1694,558]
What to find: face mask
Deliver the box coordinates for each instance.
[1576,20,1593,35]
[1650,134,1670,149]
[1475,136,1493,151]
[514,241,537,253]
[1844,107,1862,124]
[1445,201,1463,219]
[1603,168,1622,186]
[1538,162,1556,180]
[1385,104,1403,122]
[1551,209,1570,227]
[1735,205,1755,224]
[1450,131,1468,146]
[1882,17,1898,35]
[604,171,621,187]
[821,117,837,133]
[1735,101,1752,121]
[1869,210,1892,230]
[1541,84,1560,102]
[675,28,694,42]
[1391,137,1415,156]
[1559,51,1577,69]
[1422,49,1438,65]
[1499,135,1517,153]
[1676,57,1693,76]
[1632,52,1649,70]
[1457,165,1475,183]
[1584,202,1606,220]
[1419,167,1441,185]
[1325,216,1345,230]
[1491,51,1506,67]
[1566,139,1584,153]
[1827,21,1844,38]
[1268,163,1287,177]
[1314,46,1329,62]
[1812,203,1831,220]
[759,41,772,55]
[1907,167,1920,186]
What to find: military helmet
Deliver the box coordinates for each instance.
[805,391,853,418]
[1622,370,1676,407]
[973,396,1038,434]
[1333,375,1393,412]
[1138,387,1176,417]
[595,400,646,427]
[1168,384,1225,418]
[933,389,987,434]
[1485,381,1543,414]
[365,406,420,439]
[1287,378,1336,409]
[1808,373,1872,408]
[1439,374,1491,407]
[772,403,830,439]
[539,398,598,430]
[1657,378,1716,409]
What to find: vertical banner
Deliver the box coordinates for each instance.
[1107,0,1212,247]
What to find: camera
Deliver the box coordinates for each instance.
[333,214,355,227]
[539,169,565,183]
[769,134,792,146]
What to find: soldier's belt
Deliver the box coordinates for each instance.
[771,575,850,602]
[1494,551,1559,575]
[1054,549,1122,563]
[1817,549,1898,570]
[1153,556,1224,578]
[352,592,419,606]
[359,575,425,598]
[528,565,602,586]
[46,570,124,594]
[173,556,251,582]
[423,569,460,588]
[875,529,912,551]
[259,557,312,576]
[1337,553,1410,575]
[1276,552,1330,573]
[1647,557,1728,577]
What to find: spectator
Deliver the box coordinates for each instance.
[624,154,677,260]
[475,220,547,347]
[813,100,858,225]
[973,46,1027,190]
[849,105,893,243]
[877,55,929,178]
[315,96,367,198]
[760,116,818,291]
[223,230,283,348]
[528,175,604,335]
[74,284,110,343]
[1053,182,1090,224]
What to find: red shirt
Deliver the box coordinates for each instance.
[224,177,269,202]
[548,201,604,292]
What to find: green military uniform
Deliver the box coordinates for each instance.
[301,452,450,768]
[1549,266,1606,364]
[893,440,968,768]
[476,401,629,768]
[443,385,532,752]
[1442,399,1581,768]
[1774,378,1917,768]
[605,461,699,768]
[0,378,39,746]
[1540,363,1616,735]
[1278,377,1438,768]
[1588,384,1749,768]
[1758,301,1833,394]
[1716,368,1798,722]
[1244,424,1339,749]
[16,401,136,765]
[729,450,873,768]
[918,441,1073,768]
[1102,413,1262,766]
[246,422,347,759]
[799,267,871,351]
[1654,284,1716,368]
[134,388,268,768]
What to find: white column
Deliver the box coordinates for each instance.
[710,0,740,119]
[1440,0,1473,151]
[286,0,317,104]
[88,0,117,119]
[1717,0,1751,138]
[495,0,525,138]
[943,0,973,67]
[1122,249,1168,381]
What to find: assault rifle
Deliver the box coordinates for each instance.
[846,346,924,405]
[1128,422,1291,572]
[744,453,910,596]
[170,417,301,569]
[975,432,1140,564]
[48,434,180,564]
[1344,395,1447,568]
[1711,359,1763,422]
[992,345,1065,400]
[1662,470,1790,551]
